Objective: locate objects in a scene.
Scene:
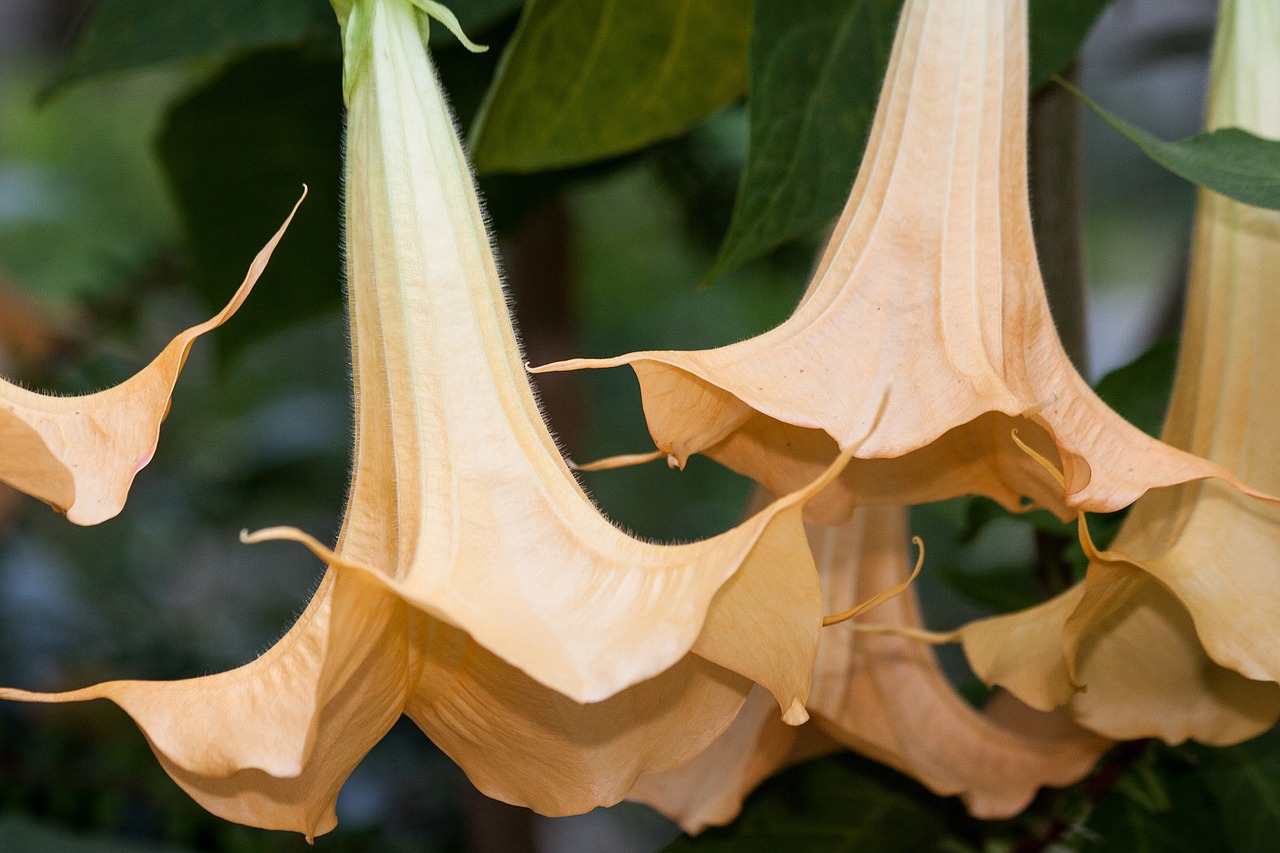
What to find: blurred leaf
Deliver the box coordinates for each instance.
[705,0,902,283]
[662,755,948,852]
[1194,731,1280,853]
[1087,748,1228,853]
[53,0,337,93]
[1063,77,1280,210]
[937,563,1045,613]
[158,50,344,352]
[0,815,194,853]
[430,0,526,45]
[470,0,749,174]
[1093,336,1179,439]
[1028,0,1111,90]
[0,66,183,301]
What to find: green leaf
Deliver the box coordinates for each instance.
[706,0,903,283]
[1087,748,1229,853]
[0,66,182,300]
[1062,77,1280,211]
[662,755,948,852]
[1093,336,1179,439]
[1194,732,1280,853]
[469,0,749,174]
[158,50,345,352]
[937,563,1045,614]
[53,0,338,92]
[1027,0,1112,90]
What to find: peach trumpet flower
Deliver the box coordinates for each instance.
[0,198,299,525]
[534,0,1271,526]
[1,0,863,836]
[630,502,1110,834]
[957,0,1280,746]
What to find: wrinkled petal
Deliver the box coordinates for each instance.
[0,196,299,526]
[961,0,1280,745]
[961,566,1280,746]
[533,0,1267,524]
[956,584,1082,713]
[1066,568,1280,745]
[248,0,830,713]
[626,686,833,835]
[809,505,1108,818]
[628,504,1108,833]
[0,570,413,840]
[404,615,752,816]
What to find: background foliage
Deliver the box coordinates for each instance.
[1,0,1278,850]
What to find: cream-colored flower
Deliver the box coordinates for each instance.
[534,0,1269,527]
[631,503,1109,834]
[1,0,857,837]
[958,0,1280,745]
[0,200,297,525]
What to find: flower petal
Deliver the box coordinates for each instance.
[810,505,1108,818]
[247,0,835,710]
[0,194,300,526]
[533,0,1269,522]
[626,685,829,835]
[404,613,752,815]
[963,1,1280,746]
[0,569,412,840]
[1065,568,1280,745]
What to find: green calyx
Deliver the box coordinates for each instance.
[331,0,487,103]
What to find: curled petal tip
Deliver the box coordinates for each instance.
[570,449,666,472]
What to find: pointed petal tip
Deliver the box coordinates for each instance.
[782,699,809,726]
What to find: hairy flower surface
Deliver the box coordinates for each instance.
[0,203,296,525]
[535,0,1270,526]
[630,503,1108,833]
[957,0,1280,745]
[1,0,858,836]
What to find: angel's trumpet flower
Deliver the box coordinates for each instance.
[0,200,297,525]
[956,0,1280,746]
[534,0,1270,526]
[630,503,1109,834]
[0,0,859,837]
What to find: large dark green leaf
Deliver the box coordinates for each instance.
[662,755,948,852]
[54,0,337,92]
[1063,77,1280,210]
[1194,732,1280,853]
[1027,0,1111,90]
[53,0,521,93]
[158,50,345,352]
[705,0,903,283]
[469,0,749,174]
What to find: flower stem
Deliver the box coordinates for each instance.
[1029,61,1089,377]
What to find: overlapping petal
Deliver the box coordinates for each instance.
[0,199,298,525]
[246,0,836,716]
[534,0,1269,526]
[1,0,852,835]
[631,503,1109,834]
[958,0,1280,744]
